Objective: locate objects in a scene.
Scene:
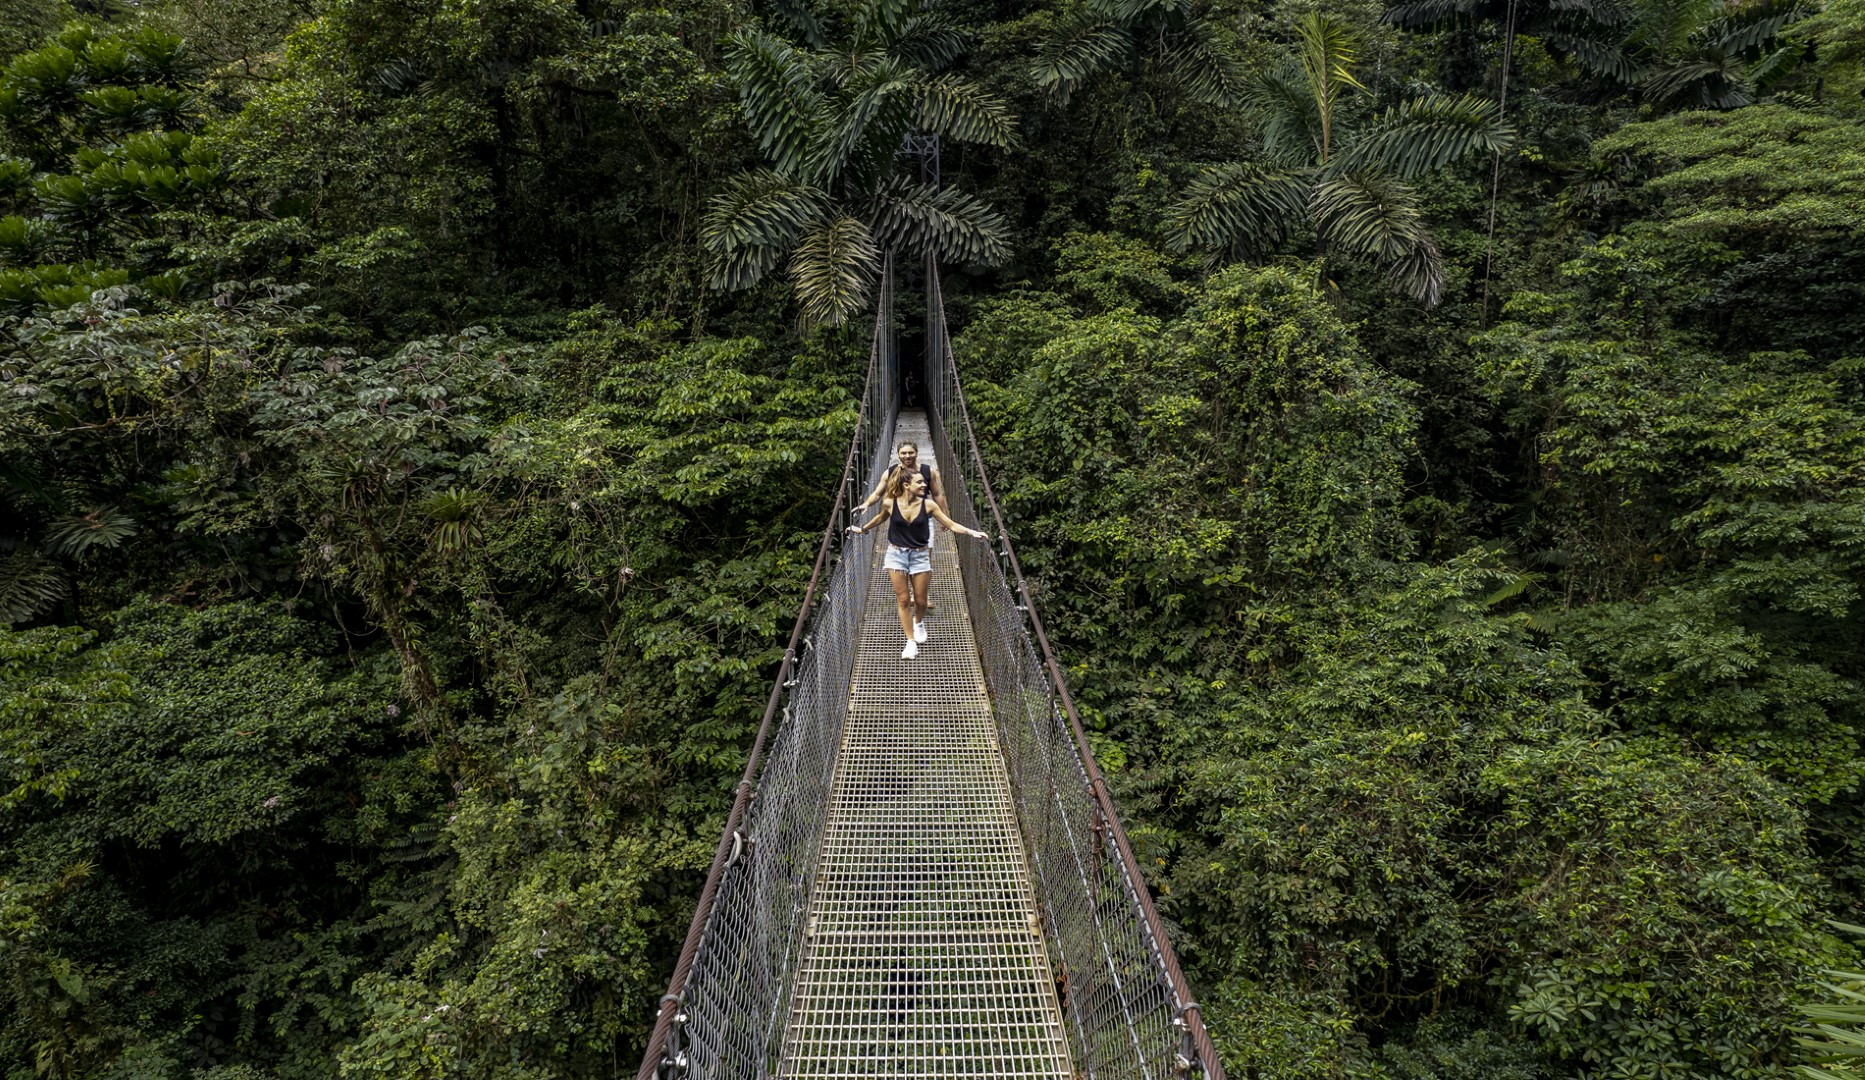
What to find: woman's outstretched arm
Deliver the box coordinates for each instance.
[928,503,987,539]
[847,498,890,535]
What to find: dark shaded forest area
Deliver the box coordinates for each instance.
[1,0,1862,1072]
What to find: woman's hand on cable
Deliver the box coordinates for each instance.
[845,524,862,535]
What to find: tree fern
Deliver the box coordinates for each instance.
[45,506,139,559]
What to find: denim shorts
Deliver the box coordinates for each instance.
[884,545,932,575]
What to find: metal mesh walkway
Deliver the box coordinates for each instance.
[779,411,1074,1079]
[638,261,1221,1080]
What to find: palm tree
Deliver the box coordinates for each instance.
[702,0,1016,325]
[1031,0,1246,106]
[1164,13,1512,306]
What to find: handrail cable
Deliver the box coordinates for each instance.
[637,260,896,1080]
[924,262,1224,1079]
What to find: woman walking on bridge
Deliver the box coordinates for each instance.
[847,470,987,659]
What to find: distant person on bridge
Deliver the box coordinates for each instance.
[846,469,987,659]
[855,440,949,607]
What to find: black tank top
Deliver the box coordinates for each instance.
[888,497,933,549]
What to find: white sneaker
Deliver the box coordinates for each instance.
[913,620,927,643]
[902,640,919,660]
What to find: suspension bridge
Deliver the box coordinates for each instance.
[637,260,1223,1080]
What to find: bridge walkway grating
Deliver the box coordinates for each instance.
[777,410,1075,1079]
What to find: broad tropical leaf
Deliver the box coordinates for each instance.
[701,170,826,290]
[869,178,1010,265]
[725,28,823,177]
[788,215,883,325]
[1338,93,1513,179]
[913,74,1017,148]
[1164,162,1308,254]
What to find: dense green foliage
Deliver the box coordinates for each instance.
[2,0,1862,1074]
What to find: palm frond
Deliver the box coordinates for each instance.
[1312,170,1445,304]
[1548,32,1645,82]
[725,28,824,177]
[914,74,1017,148]
[1163,162,1309,254]
[1160,19,1248,107]
[1296,12,1366,139]
[1338,93,1514,179]
[771,0,830,50]
[856,0,916,53]
[870,178,1011,265]
[1640,52,1753,105]
[701,170,826,290]
[1627,0,1720,61]
[1032,22,1132,102]
[0,547,64,625]
[1243,61,1327,166]
[1701,0,1808,55]
[810,55,918,185]
[1108,0,1189,21]
[1384,229,1445,306]
[890,14,968,70]
[1748,43,1802,87]
[788,215,882,326]
[1311,170,1426,264]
